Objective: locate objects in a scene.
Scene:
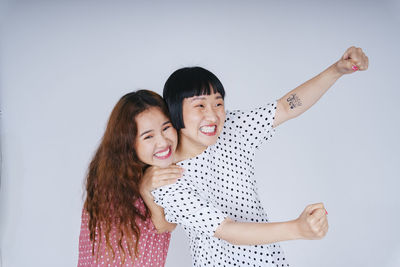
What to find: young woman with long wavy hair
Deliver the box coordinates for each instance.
[78,90,182,267]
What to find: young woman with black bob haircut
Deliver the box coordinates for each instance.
[145,46,369,266]
[78,90,183,267]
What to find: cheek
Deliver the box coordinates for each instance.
[167,130,178,147]
[183,110,199,125]
[135,141,150,163]
[219,110,226,123]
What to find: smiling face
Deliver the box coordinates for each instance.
[135,107,178,168]
[178,92,226,157]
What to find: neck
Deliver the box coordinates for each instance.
[174,136,208,162]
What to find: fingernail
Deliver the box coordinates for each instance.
[325,210,328,215]
[352,65,359,71]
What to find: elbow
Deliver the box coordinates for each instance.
[156,228,167,234]
[155,227,167,234]
[215,234,241,245]
[214,218,240,245]
[154,225,168,234]
[167,223,177,232]
[154,223,177,234]
[222,237,241,245]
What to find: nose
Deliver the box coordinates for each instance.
[204,105,217,122]
[155,133,168,148]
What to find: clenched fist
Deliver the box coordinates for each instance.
[295,203,329,240]
[335,46,369,74]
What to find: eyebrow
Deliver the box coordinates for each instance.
[139,121,171,137]
[190,95,223,102]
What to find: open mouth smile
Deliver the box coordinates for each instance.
[200,125,217,136]
[154,146,172,159]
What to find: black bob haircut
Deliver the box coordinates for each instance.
[163,66,226,131]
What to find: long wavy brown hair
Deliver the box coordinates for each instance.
[84,90,170,263]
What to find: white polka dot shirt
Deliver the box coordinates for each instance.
[153,102,289,267]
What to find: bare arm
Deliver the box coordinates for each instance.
[141,191,177,233]
[215,203,328,245]
[274,46,369,127]
[140,166,183,233]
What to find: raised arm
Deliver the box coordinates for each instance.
[215,203,328,245]
[139,165,183,233]
[274,46,369,127]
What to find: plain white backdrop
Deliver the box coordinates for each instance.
[1,0,399,266]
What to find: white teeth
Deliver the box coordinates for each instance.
[200,126,216,133]
[155,148,170,157]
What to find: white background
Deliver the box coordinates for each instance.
[1,1,399,266]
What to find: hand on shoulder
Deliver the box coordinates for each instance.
[139,165,184,197]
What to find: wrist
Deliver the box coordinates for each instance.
[330,62,345,77]
[289,219,304,240]
[140,189,154,200]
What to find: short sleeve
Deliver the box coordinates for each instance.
[224,101,277,149]
[152,178,227,237]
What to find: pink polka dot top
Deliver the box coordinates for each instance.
[78,198,171,267]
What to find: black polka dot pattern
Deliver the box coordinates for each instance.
[153,180,227,237]
[153,102,289,267]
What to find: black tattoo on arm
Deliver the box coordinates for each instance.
[287,93,302,109]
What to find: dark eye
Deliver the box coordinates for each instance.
[144,135,153,140]
[163,125,171,131]
[196,104,205,108]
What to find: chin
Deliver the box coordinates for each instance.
[202,138,218,147]
[155,162,169,168]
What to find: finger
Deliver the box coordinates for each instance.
[315,219,328,237]
[348,47,362,59]
[352,54,366,70]
[146,165,159,172]
[168,165,185,173]
[150,173,183,189]
[153,175,181,187]
[344,46,361,60]
[159,165,184,171]
[155,178,180,187]
[321,218,328,229]
[306,203,324,213]
[320,220,329,234]
[310,216,324,231]
[343,59,359,72]
[348,54,361,69]
[158,169,184,176]
[317,214,328,226]
[310,208,326,220]
[154,167,184,176]
[358,55,369,71]
[342,46,353,60]
[156,172,183,181]
[324,220,329,233]
[167,165,183,170]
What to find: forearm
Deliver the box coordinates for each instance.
[274,63,343,127]
[141,191,177,233]
[214,218,302,245]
